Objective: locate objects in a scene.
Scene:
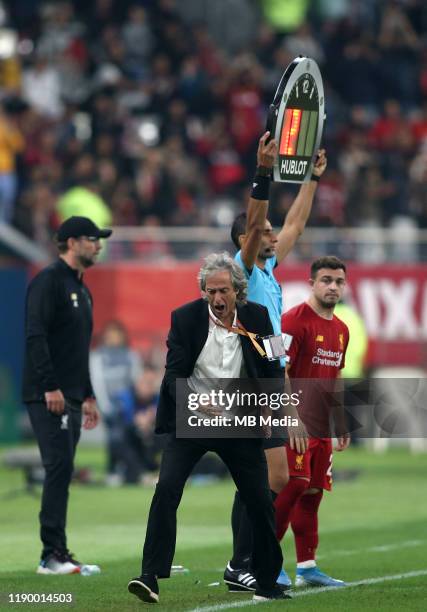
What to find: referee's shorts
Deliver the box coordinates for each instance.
[263,436,287,450]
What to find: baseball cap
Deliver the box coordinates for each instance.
[57,216,112,241]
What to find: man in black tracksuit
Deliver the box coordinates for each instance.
[23,216,112,575]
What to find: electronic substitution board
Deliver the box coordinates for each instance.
[266,56,325,183]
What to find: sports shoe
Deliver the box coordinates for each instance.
[295,566,346,587]
[36,550,81,575]
[224,563,258,592]
[253,584,293,601]
[128,575,159,603]
[61,550,82,567]
[277,567,292,589]
[61,550,101,575]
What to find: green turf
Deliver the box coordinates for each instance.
[1,446,426,611]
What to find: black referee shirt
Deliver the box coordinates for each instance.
[22,258,95,403]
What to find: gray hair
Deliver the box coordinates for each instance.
[198,252,247,304]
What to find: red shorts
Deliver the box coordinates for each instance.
[286,438,333,491]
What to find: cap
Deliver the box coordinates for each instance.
[57,216,112,241]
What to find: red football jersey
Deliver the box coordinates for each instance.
[282,302,349,379]
[281,302,349,437]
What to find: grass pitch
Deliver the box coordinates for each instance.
[1,446,426,611]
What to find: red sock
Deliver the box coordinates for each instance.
[274,478,309,541]
[291,491,323,562]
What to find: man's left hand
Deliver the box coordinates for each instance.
[82,398,100,430]
[312,148,327,177]
[335,433,350,452]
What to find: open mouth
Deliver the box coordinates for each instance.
[214,304,225,315]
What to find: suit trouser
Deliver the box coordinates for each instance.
[231,437,286,569]
[27,400,82,558]
[141,436,282,590]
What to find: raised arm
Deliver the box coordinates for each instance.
[241,131,277,270]
[275,149,327,264]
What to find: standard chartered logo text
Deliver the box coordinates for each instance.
[312,347,343,367]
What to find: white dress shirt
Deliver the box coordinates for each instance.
[188,306,243,395]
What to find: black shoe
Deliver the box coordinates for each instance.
[224,563,258,592]
[253,584,293,601]
[128,575,159,603]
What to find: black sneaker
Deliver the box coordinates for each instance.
[224,563,258,592]
[253,584,293,601]
[128,575,159,603]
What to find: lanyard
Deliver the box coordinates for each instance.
[209,312,267,358]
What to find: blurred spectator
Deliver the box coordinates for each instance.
[132,215,173,261]
[226,54,263,160]
[133,367,162,474]
[191,23,225,78]
[178,0,258,55]
[134,148,176,223]
[207,130,245,194]
[336,35,380,111]
[22,53,63,119]
[121,5,153,78]
[15,182,58,250]
[57,181,113,227]
[90,320,144,484]
[369,99,406,151]
[283,21,325,65]
[311,168,346,227]
[0,104,24,223]
[410,144,427,261]
[410,101,427,145]
[36,1,85,60]
[0,0,424,261]
[378,1,420,107]
[177,54,212,115]
[260,0,310,32]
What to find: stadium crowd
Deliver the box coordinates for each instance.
[0,0,426,253]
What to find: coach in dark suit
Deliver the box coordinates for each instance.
[128,252,290,604]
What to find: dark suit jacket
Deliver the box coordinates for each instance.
[155,298,283,433]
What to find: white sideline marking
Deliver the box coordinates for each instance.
[214,538,426,571]
[316,538,424,560]
[189,569,427,612]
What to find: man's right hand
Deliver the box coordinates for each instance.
[257,131,278,169]
[44,389,65,414]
